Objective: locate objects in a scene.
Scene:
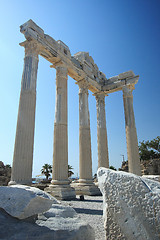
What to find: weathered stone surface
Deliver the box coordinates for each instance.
[0,202,94,240]
[94,92,109,169]
[118,70,135,80]
[72,182,101,196]
[0,185,58,219]
[97,167,160,240]
[142,175,160,182]
[45,184,76,200]
[122,86,141,176]
[141,158,160,175]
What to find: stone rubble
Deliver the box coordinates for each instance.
[0,185,95,240]
[0,185,57,219]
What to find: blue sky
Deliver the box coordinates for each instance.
[0,0,160,177]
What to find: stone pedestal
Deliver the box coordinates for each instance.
[9,41,39,185]
[94,92,109,168]
[45,66,75,200]
[123,86,141,176]
[71,182,101,196]
[73,79,101,196]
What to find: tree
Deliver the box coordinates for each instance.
[68,165,74,177]
[109,166,117,171]
[139,136,160,161]
[5,164,11,169]
[41,164,52,180]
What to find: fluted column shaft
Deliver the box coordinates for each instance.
[10,41,39,185]
[52,66,69,185]
[123,86,141,175]
[78,80,93,183]
[94,93,109,168]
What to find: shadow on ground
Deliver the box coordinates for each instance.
[71,199,103,203]
[73,207,103,215]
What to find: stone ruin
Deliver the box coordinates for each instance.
[2,19,160,240]
[119,158,160,180]
[9,19,141,200]
[141,158,160,175]
[0,161,11,186]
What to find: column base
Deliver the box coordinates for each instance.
[71,180,102,196]
[45,183,76,200]
[8,180,32,186]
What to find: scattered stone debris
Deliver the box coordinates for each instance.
[0,185,95,240]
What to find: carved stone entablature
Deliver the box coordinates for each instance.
[73,52,107,84]
[20,19,44,41]
[102,71,138,94]
[57,40,71,59]
[20,19,139,94]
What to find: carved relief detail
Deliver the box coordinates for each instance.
[122,85,135,98]
[77,79,89,94]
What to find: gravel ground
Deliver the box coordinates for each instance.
[60,195,105,240]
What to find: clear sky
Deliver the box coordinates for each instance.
[0,0,160,178]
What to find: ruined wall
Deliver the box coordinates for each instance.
[119,159,160,175]
[141,159,160,175]
[0,161,11,186]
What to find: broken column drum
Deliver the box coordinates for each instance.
[10,19,141,197]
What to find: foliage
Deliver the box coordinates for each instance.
[139,136,160,160]
[109,166,117,171]
[5,164,11,168]
[41,164,52,180]
[68,164,74,177]
[41,164,74,179]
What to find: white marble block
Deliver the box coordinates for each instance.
[97,168,160,240]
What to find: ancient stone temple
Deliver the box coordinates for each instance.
[9,19,141,199]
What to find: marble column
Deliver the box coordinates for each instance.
[72,79,101,196]
[94,92,109,168]
[123,86,141,176]
[78,80,93,184]
[9,41,39,185]
[45,66,76,200]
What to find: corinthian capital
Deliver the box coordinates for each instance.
[20,40,40,57]
[76,79,89,94]
[93,92,107,103]
[122,85,135,98]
